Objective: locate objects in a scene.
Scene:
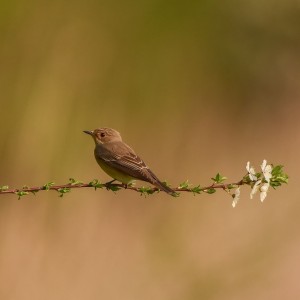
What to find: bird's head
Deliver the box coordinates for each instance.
[83,127,122,145]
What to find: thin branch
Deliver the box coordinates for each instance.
[0,179,245,196]
[0,161,288,205]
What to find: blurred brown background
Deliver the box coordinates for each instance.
[0,0,299,299]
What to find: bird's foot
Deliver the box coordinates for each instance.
[105,179,116,190]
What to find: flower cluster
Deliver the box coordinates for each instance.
[232,160,273,207]
[248,160,272,201]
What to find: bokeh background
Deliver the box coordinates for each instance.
[0,0,299,299]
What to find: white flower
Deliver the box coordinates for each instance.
[261,159,272,183]
[232,187,241,208]
[246,161,257,181]
[260,182,270,202]
[250,180,261,199]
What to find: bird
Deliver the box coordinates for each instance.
[83,127,176,196]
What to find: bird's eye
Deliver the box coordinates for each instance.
[100,132,105,137]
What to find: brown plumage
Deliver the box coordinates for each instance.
[84,128,176,196]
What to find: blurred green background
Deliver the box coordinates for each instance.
[0,0,299,299]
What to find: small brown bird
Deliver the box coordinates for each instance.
[83,127,176,196]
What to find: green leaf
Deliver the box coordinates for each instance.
[205,188,216,194]
[0,185,9,192]
[89,179,104,190]
[57,187,71,197]
[138,186,155,197]
[43,182,55,191]
[211,173,227,183]
[191,185,201,195]
[15,191,29,200]
[69,178,83,185]
[162,181,172,188]
[172,192,180,197]
[107,185,121,192]
[226,184,235,190]
[271,165,283,176]
[178,180,190,189]
[270,165,288,188]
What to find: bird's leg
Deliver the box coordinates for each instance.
[122,183,128,189]
[105,179,116,190]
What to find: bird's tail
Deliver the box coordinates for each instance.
[154,180,177,197]
[147,169,177,197]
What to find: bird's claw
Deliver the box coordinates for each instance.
[105,179,116,190]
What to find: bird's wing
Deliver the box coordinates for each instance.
[95,141,157,183]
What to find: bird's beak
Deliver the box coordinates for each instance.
[83,130,93,136]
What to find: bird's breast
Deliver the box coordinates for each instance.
[94,153,135,184]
